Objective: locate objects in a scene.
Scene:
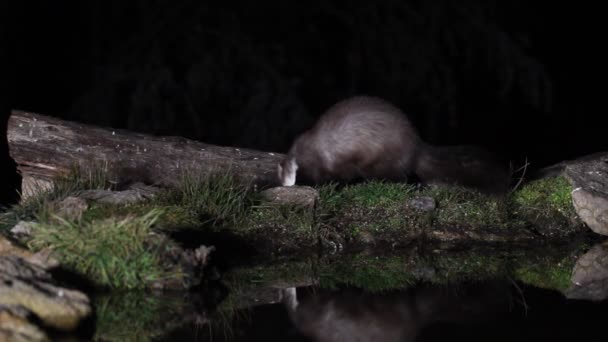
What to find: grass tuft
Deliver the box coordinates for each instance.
[27,208,171,289]
[158,169,253,227]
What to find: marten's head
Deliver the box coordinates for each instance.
[277,157,298,186]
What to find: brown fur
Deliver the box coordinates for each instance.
[279,96,509,194]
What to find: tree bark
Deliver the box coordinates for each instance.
[7,110,284,196]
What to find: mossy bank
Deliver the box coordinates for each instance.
[0,167,596,290]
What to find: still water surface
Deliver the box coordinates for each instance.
[89,242,608,341]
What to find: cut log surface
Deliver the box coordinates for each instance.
[8,110,284,190]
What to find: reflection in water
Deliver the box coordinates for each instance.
[280,284,490,342]
[159,279,608,341]
[567,241,608,301]
[96,241,608,341]
[280,282,515,342]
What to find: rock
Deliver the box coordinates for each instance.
[150,237,217,290]
[260,186,319,209]
[427,226,536,243]
[0,235,58,269]
[19,176,53,202]
[411,266,437,280]
[10,221,35,239]
[127,182,162,198]
[565,153,608,236]
[565,242,608,301]
[77,183,160,205]
[0,305,50,342]
[27,250,60,270]
[178,244,216,279]
[55,196,88,221]
[0,255,91,331]
[193,245,216,269]
[570,188,608,236]
[406,196,437,211]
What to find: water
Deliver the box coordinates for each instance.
[83,241,608,341]
[160,281,607,342]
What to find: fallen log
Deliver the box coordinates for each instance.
[8,110,284,197]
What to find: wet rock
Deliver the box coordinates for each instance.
[565,242,608,301]
[406,196,436,211]
[0,255,91,331]
[260,186,319,209]
[565,153,608,236]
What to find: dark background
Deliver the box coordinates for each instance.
[1,0,605,206]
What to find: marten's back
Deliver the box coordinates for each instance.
[288,96,421,184]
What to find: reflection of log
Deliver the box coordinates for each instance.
[7,110,284,196]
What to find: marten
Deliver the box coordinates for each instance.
[277,96,510,194]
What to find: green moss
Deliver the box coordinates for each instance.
[511,176,581,237]
[513,176,573,212]
[336,180,414,207]
[423,186,509,228]
[247,203,315,234]
[319,181,415,218]
[311,176,582,246]
[316,181,419,244]
[315,181,520,247]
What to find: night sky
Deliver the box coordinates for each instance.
[1,0,606,205]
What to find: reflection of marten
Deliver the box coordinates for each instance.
[280,282,515,342]
[278,96,509,194]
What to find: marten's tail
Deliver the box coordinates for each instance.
[413,143,511,194]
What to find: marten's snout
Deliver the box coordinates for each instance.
[278,158,298,186]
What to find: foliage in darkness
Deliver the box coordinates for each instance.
[49,0,552,155]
